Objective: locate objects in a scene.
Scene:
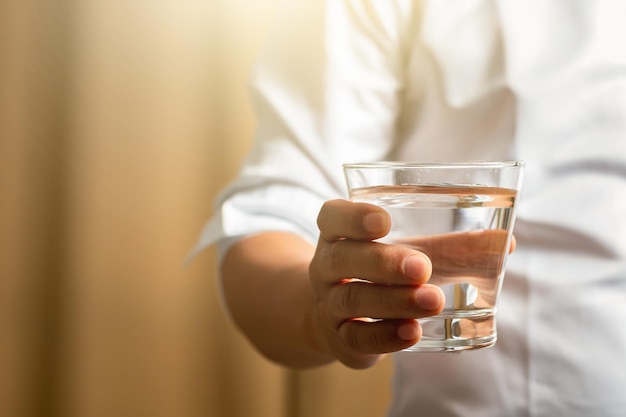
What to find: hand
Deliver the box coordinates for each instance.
[309,199,445,369]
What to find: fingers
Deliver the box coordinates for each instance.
[317,199,390,241]
[339,319,422,364]
[313,199,432,287]
[326,281,444,320]
[312,279,445,368]
[318,318,422,369]
[311,199,443,367]
[312,239,432,287]
[310,199,518,367]
[316,281,443,366]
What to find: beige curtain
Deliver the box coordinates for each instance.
[0,1,393,416]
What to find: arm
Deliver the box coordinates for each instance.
[221,231,331,368]
[215,2,429,370]
[220,200,444,370]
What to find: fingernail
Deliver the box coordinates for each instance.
[363,212,387,233]
[416,286,443,310]
[397,321,419,341]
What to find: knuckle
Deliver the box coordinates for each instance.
[336,282,360,316]
[326,241,350,277]
[342,321,384,354]
[343,322,365,352]
[373,244,404,276]
[310,240,344,281]
[367,327,384,352]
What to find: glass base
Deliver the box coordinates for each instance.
[402,312,497,352]
[402,335,496,352]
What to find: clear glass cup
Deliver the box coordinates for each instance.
[343,161,525,352]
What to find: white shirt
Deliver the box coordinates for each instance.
[194,1,626,416]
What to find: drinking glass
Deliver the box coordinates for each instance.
[343,161,525,352]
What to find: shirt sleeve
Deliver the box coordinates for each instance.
[189,0,420,262]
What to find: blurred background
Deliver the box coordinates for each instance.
[0,1,393,416]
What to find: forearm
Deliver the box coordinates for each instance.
[220,231,335,368]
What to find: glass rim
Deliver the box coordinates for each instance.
[342,160,525,169]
